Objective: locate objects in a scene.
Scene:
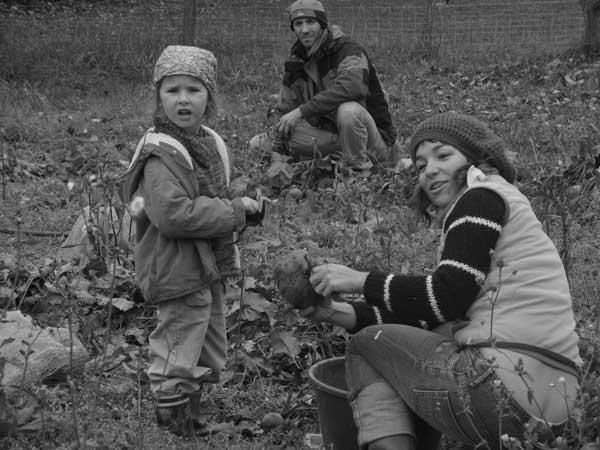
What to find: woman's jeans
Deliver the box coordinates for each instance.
[345,324,531,450]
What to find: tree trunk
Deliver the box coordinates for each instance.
[181,0,197,45]
[421,0,439,59]
[580,0,600,57]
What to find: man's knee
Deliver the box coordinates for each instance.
[336,101,368,127]
[368,435,416,450]
[288,121,341,157]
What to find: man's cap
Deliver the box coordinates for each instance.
[288,0,328,30]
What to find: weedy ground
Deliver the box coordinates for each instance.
[1,1,599,449]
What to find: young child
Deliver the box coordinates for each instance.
[119,45,260,435]
[305,113,582,449]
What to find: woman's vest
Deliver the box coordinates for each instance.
[442,170,581,367]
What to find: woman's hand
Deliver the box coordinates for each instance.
[299,300,357,330]
[309,264,368,297]
[299,296,333,322]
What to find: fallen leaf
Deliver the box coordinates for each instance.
[110,297,135,311]
[270,330,300,359]
[266,159,294,189]
[240,291,277,322]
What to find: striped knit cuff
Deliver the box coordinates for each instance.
[156,393,190,408]
[363,271,390,308]
[350,301,384,333]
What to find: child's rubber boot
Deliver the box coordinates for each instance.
[189,389,216,433]
[155,394,197,437]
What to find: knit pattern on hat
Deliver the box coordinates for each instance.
[153,46,217,97]
[408,112,516,183]
[289,0,328,29]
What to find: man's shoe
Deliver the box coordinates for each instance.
[250,132,289,155]
[249,133,272,153]
[346,159,374,178]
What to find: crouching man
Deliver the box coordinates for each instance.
[254,0,397,172]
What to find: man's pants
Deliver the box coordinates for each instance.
[147,282,227,396]
[288,101,388,168]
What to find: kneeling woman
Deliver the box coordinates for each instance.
[307,113,582,450]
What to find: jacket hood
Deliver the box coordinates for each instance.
[118,141,194,206]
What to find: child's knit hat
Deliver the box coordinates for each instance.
[408,112,516,183]
[288,0,328,30]
[153,45,217,97]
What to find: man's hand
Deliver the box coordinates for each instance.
[276,107,303,137]
[310,264,368,297]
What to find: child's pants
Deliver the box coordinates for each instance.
[147,282,227,396]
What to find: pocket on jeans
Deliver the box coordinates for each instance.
[413,389,473,444]
[183,288,211,307]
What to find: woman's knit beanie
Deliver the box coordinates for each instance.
[288,0,328,30]
[408,112,516,183]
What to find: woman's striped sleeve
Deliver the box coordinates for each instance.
[354,188,506,330]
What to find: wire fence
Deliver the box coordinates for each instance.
[173,0,586,58]
[3,0,586,64]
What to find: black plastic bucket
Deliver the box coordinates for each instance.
[308,357,359,450]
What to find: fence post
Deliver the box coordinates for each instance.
[182,0,197,45]
[580,0,600,58]
[422,0,438,59]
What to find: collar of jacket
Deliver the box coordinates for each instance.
[135,142,197,175]
[291,25,346,60]
[117,141,195,208]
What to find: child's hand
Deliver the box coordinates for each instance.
[242,195,266,226]
[241,196,260,213]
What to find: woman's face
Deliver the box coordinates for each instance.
[415,141,469,208]
[159,75,208,133]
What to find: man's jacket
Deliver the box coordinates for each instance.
[279,26,397,146]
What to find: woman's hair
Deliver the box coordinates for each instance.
[411,161,500,224]
[154,78,218,125]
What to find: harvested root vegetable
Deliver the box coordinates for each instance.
[273,249,325,309]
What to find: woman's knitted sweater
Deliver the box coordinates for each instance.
[352,187,505,331]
